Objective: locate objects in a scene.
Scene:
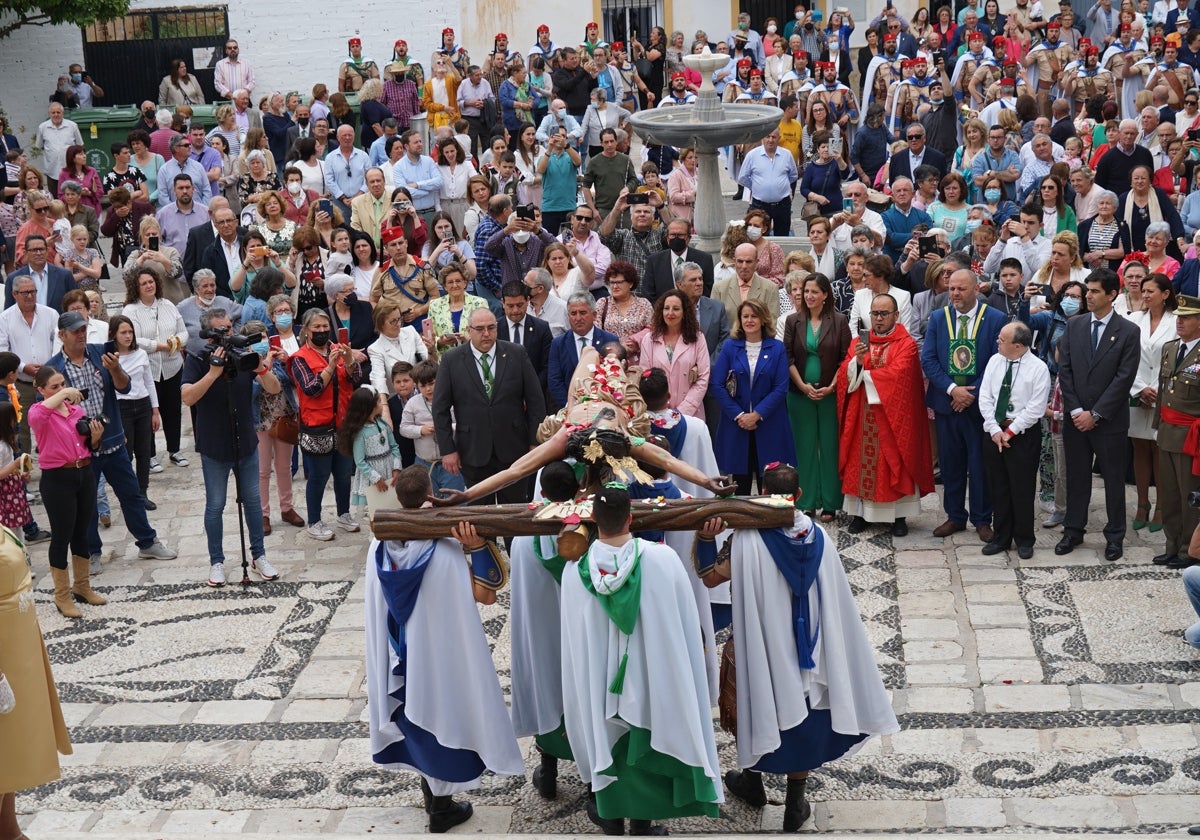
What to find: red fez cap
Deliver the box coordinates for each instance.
[1120,22,1132,31]
[993,35,1007,46]
[537,24,550,33]
[394,39,407,48]
[442,27,454,36]
[348,37,361,47]
[968,30,985,41]
[816,60,835,70]
[1085,45,1101,55]
[1046,20,1061,29]
[587,21,598,28]
[749,67,763,77]
[671,70,686,80]
[794,50,809,60]
[884,32,898,42]
[1079,37,1092,47]
[381,226,407,245]
[1152,34,1165,43]
[496,32,508,40]
[1000,77,1016,86]
[611,41,624,51]
[737,57,752,67]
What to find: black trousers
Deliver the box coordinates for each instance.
[464,115,486,157]
[1062,423,1128,543]
[981,426,1039,548]
[750,198,793,238]
[41,464,96,569]
[119,396,153,494]
[733,432,759,497]
[463,457,530,506]
[153,370,183,455]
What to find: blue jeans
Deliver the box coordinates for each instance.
[303,450,353,525]
[1185,566,1200,649]
[415,456,465,494]
[200,451,265,564]
[88,448,158,554]
[95,473,111,518]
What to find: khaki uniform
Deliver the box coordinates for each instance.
[984,78,1030,103]
[955,53,987,105]
[1065,67,1114,107]
[1155,338,1200,557]
[1029,43,1072,117]
[338,59,380,92]
[1148,63,1196,108]
[970,63,1004,106]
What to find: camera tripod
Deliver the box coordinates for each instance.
[221,367,255,587]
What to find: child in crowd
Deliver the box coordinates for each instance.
[400,359,466,494]
[338,385,403,515]
[47,199,71,260]
[493,151,523,200]
[636,161,668,209]
[386,360,416,468]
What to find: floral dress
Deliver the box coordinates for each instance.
[255,219,297,257]
[0,442,30,530]
[351,418,402,508]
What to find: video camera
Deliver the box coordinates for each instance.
[200,326,261,373]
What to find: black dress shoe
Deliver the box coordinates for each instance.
[428,796,473,833]
[143,497,157,511]
[846,515,867,534]
[724,769,767,808]
[891,518,908,537]
[1167,555,1200,569]
[1153,553,1178,566]
[1104,542,1123,562]
[587,794,626,835]
[1016,544,1034,560]
[1054,535,1082,555]
[628,820,668,835]
[981,540,1012,555]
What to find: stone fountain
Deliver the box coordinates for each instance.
[628,47,783,254]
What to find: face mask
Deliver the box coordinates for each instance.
[251,340,270,356]
[985,188,1002,202]
[512,230,531,244]
[309,330,331,347]
[739,22,749,31]
[1060,297,1080,316]
[144,109,155,119]
[966,219,982,232]
[745,225,762,241]
[71,73,82,84]
[767,24,777,33]
[197,295,215,307]
[275,313,293,330]
[287,181,302,195]
[668,235,688,254]
[298,118,309,128]
[796,10,804,19]
[930,97,944,106]
[829,41,840,51]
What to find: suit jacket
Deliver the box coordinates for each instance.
[200,236,243,299]
[547,327,620,407]
[350,192,389,246]
[710,337,796,474]
[697,295,729,358]
[497,314,553,398]
[711,274,781,326]
[920,302,1008,415]
[4,264,77,312]
[642,248,715,301]
[782,308,851,389]
[286,124,315,154]
[887,147,949,183]
[183,219,219,286]
[432,340,546,469]
[1058,309,1141,433]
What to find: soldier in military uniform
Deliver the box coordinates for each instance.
[888,59,935,133]
[1064,45,1115,113]
[1154,295,1200,570]
[1147,41,1200,109]
[1103,23,1150,119]
[807,60,859,133]
[339,38,380,93]
[862,33,905,111]
[982,57,1030,105]
[953,31,992,110]
[1025,20,1073,118]
[968,37,1008,107]
[389,39,425,98]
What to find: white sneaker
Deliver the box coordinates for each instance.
[336,512,360,532]
[307,521,334,541]
[149,457,164,474]
[208,562,226,587]
[252,556,280,581]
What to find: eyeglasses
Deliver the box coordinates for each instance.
[14,290,37,296]
[1040,184,1057,190]
[869,310,896,318]
[468,324,497,332]
[32,206,48,213]
[574,214,593,221]
[385,317,402,326]
[1188,100,1199,105]
[177,142,191,148]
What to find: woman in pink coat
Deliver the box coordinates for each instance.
[635,289,710,420]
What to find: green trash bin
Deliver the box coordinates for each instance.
[74,105,143,180]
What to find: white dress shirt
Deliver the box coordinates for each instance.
[979,350,1052,437]
[0,304,58,382]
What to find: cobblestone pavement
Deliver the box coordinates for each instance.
[14,192,1200,837]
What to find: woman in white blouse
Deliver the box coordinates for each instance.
[108,314,161,508]
[434,136,476,232]
[367,300,430,397]
[121,265,189,471]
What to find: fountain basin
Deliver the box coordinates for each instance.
[628,104,784,150]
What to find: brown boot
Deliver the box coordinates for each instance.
[70,555,108,606]
[51,567,82,618]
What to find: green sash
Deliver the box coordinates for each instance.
[945,303,989,385]
[578,538,642,694]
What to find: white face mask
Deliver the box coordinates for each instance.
[287,181,301,195]
[767,24,777,33]
[796,10,804,19]
[745,225,762,241]
[512,230,531,244]
[198,295,215,306]
[829,41,839,51]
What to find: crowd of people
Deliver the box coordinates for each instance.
[4,4,1200,835]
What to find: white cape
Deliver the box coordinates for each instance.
[509,533,566,740]
[364,538,526,795]
[729,512,899,770]
[560,538,723,799]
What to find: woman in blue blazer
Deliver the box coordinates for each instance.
[710,299,796,496]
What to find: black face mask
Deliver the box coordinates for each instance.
[667,236,688,254]
[298,118,309,127]
[143,109,155,119]
[310,330,331,347]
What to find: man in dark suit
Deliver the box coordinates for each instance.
[642,218,715,301]
[432,307,546,505]
[547,291,619,408]
[1056,268,1141,561]
[182,196,234,287]
[5,233,77,312]
[887,123,948,183]
[497,280,553,405]
[921,268,1008,542]
[1049,98,1077,146]
[198,205,244,299]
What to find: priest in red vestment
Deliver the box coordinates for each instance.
[835,292,935,536]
